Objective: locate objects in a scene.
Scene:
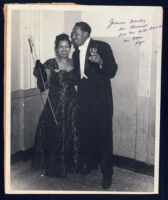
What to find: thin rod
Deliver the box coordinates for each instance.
[28,38,58,125]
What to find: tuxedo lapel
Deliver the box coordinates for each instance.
[74,48,80,72]
[84,39,93,73]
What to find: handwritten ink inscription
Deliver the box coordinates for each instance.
[107,18,162,46]
[107,18,126,29]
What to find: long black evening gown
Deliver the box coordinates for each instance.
[31,58,79,178]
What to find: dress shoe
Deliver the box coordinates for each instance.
[102,176,112,189]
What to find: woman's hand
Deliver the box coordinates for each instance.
[33,60,45,77]
[33,60,48,92]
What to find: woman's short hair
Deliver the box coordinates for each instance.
[75,22,91,36]
[55,34,71,48]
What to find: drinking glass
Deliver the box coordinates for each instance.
[89,48,97,56]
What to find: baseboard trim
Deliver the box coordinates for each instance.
[11,148,34,165]
[11,148,154,177]
[11,88,48,100]
[113,155,154,177]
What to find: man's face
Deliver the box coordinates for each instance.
[71,26,88,47]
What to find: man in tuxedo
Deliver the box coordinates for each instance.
[71,22,118,189]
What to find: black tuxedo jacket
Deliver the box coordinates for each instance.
[73,39,117,79]
[72,39,118,125]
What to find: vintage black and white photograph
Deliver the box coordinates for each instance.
[4,4,162,194]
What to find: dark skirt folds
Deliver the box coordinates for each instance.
[32,58,80,178]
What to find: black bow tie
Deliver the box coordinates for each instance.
[75,48,80,52]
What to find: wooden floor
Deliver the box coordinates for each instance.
[10,160,154,193]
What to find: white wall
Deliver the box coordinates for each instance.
[39,11,65,62]
[11,11,21,91]
[11,10,65,91]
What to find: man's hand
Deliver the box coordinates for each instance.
[89,54,103,66]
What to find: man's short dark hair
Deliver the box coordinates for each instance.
[75,22,91,36]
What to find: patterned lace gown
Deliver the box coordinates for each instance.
[31,58,79,178]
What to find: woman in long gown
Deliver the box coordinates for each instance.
[31,34,79,178]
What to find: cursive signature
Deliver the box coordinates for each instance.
[129,19,146,24]
[107,18,162,46]
[130,24,148,29]
[107,18,126,29]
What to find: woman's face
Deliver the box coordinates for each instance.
[55,40,71,58]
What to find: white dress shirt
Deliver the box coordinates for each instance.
[79,37,91,79]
